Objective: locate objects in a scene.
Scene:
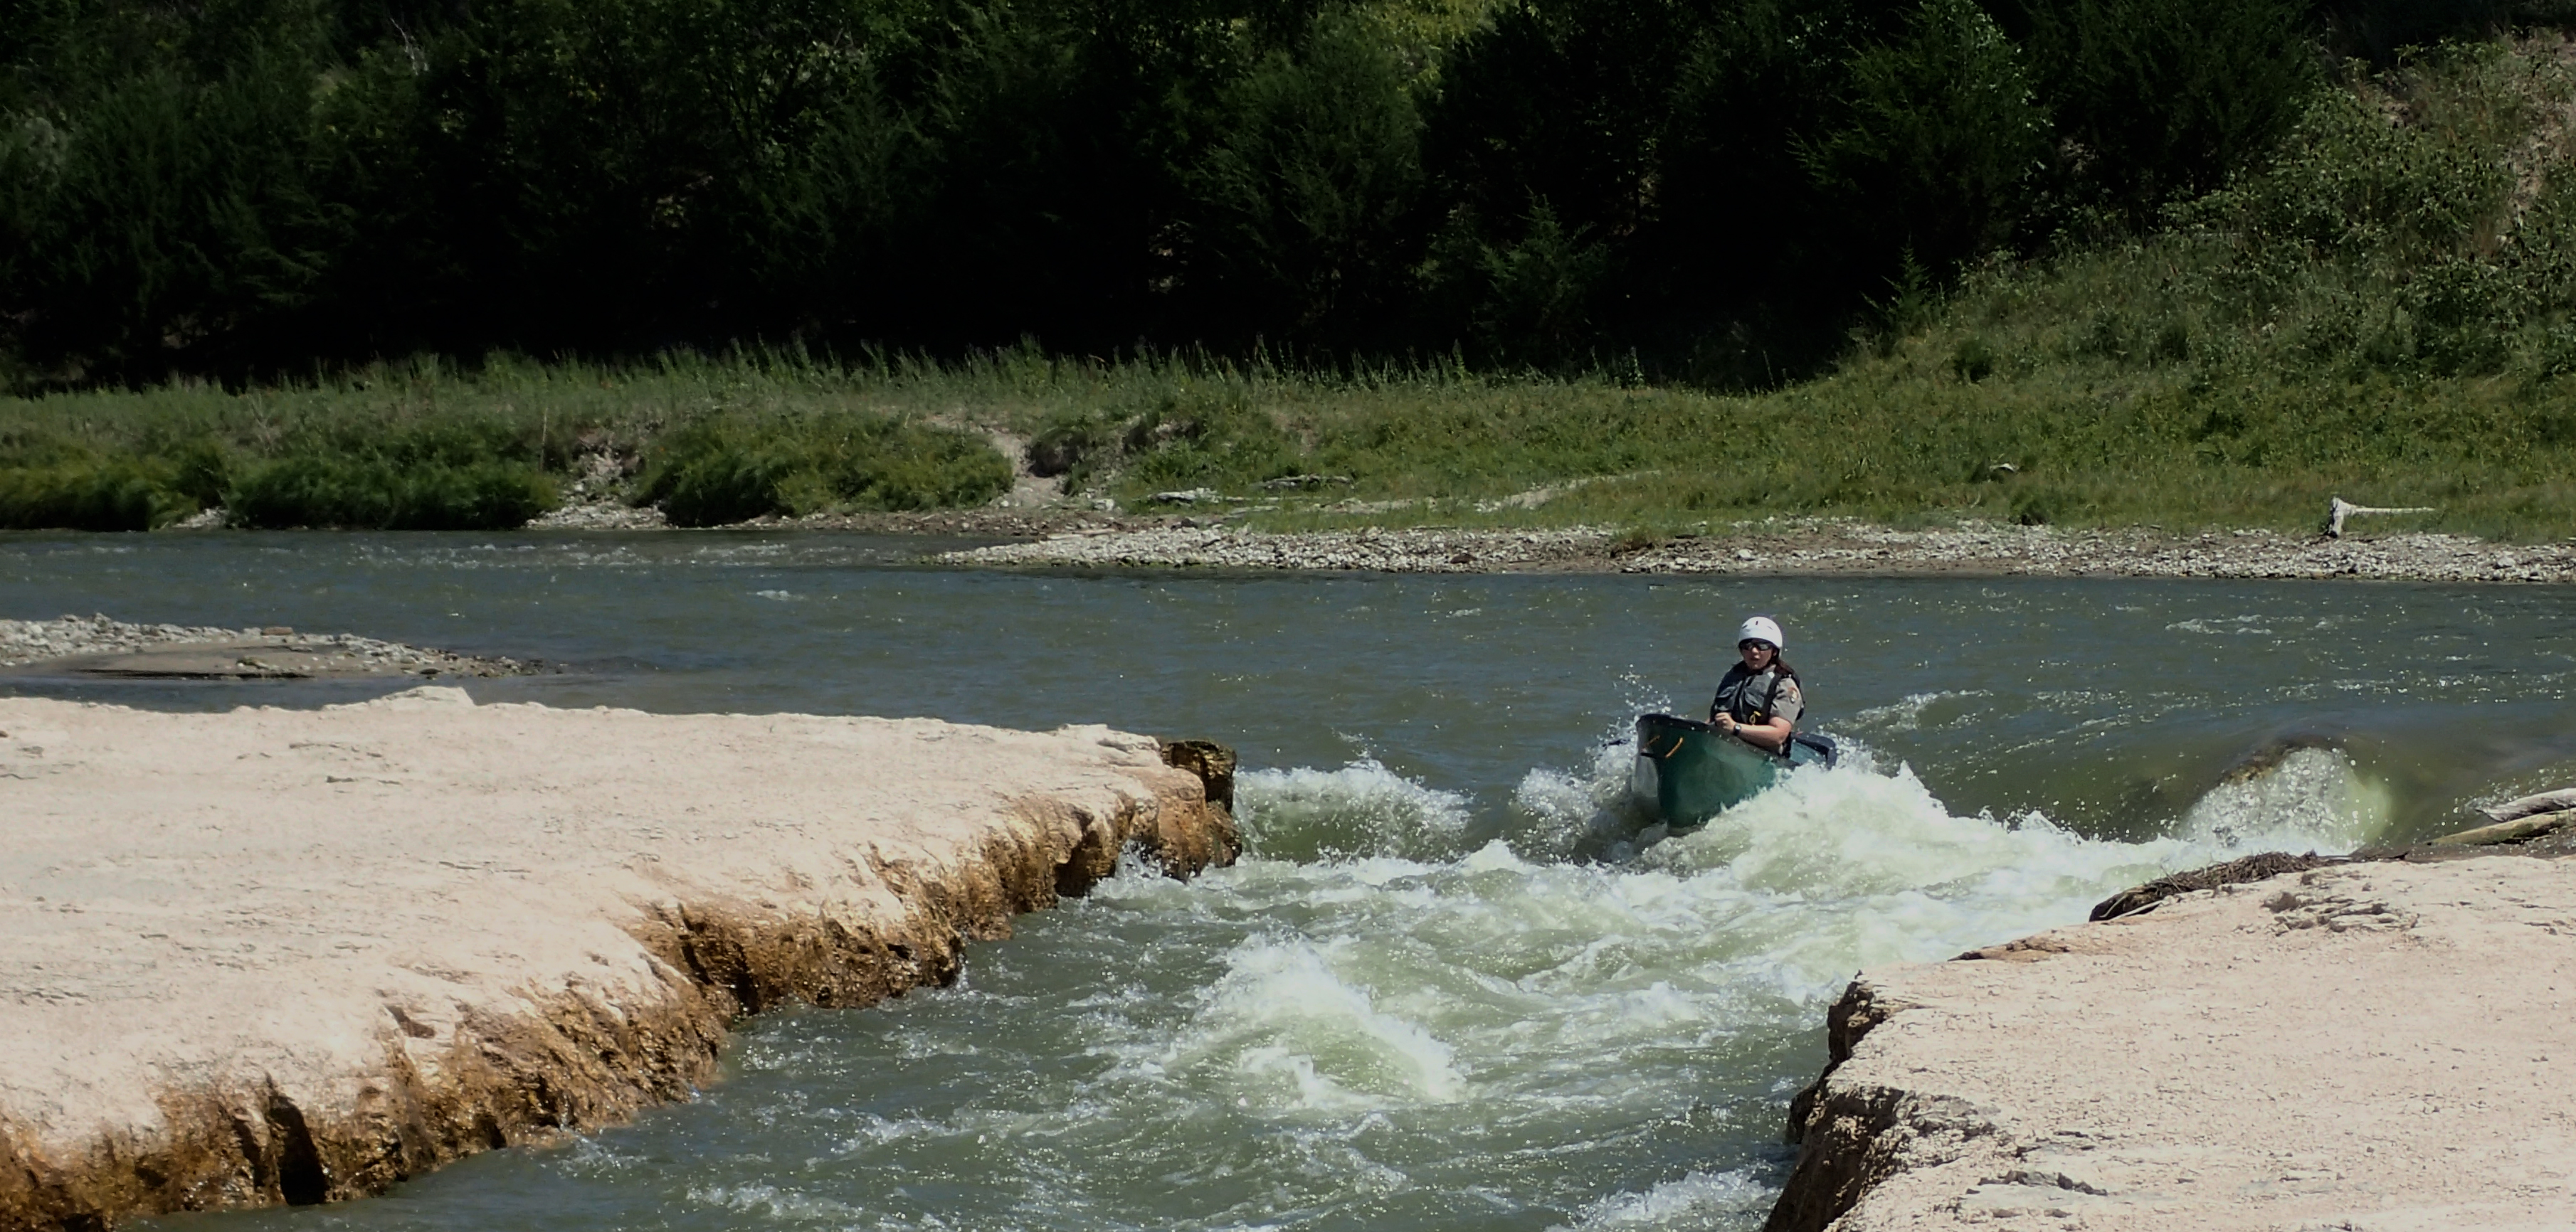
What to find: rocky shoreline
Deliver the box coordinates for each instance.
[943,518,2576,582]
[0,692,1237,1231]
[944,524,1620,572]
[0,615,535,679]
[130,488,2576,582]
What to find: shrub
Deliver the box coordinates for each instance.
[225,457,556,529]
[2012,0,2317,222]
[1027,410,1126,487]
[0,460,195,530]
[1951,335,1998,381]
[1116,388,1301,490]
[1800,0,2052,277]
[636,413,1011,526]
[640,430,815,526]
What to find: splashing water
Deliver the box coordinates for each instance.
[902,737,2378,1231]
[93,554,2535,1232]
[151,731,2397,1232]
[1148,938,1467,1110]
[1233,759,1479,862]
[2178,745,2387,853]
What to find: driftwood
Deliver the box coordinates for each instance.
[2090,851,2346,921]
[1258,474,1354,490]
[2325,496,2437,538]
[2480,787,2576,823]
[2429,814,2575,847]
[2405,789,2576,847]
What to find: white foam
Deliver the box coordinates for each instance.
[687,1182,867,1223]
[1843,689,1990,733]
[1065,740,2386,1222]
[1152,938,1464,1110]
[1549,1168,1777,1230]
[2178,745,2385,853]
[1235,758,1477,861]
[2168,615,2275,636]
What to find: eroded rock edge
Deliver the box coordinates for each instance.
[0,743,1237,1232]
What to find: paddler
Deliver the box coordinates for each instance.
[1709,616,1802,755]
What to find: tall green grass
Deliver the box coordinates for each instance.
[0,353,1013,529]
[638,413,1013,526]
[6,328,2575,537]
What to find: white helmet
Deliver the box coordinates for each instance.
[1736,616,1784,649]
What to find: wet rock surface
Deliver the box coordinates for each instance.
[1768,856,2576,1232]
[0,692,1237,1231]
[0,616,534,679]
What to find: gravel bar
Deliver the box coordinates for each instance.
[944,519,2576,582]
[0,615,535,676]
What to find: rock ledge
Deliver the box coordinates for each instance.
[0,693,1235,1230]
[1767,856,2576,1231]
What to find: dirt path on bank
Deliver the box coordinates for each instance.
[0,691,1235,1230]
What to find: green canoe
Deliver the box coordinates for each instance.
[1630,713,1837,827]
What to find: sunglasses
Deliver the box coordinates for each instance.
[1738,640,1776,652]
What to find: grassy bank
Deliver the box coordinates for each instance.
[6,339,2572,540]
[6,42,2575,540]
[0,354,1015,529]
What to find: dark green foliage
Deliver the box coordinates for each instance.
[0,423,200,528]
[225,457,556,529]
[1,0,348,380]
[2010,487,2053,524]
[1117,388,1302,489]
[1026,386,1301,492]
[636,413,1010,526]
[210,414,560,528]
[0,0,2565,386]
[1026,410,1126,488]
[1652,0,1864,378]
[2010,0,2316,225]
[1951,335,1997,381]
[1802,0,2051,273]
[1460,202,1610,368]
[1182,9,1425,339]
[0,459,194,529]
[2309,0,2573,63]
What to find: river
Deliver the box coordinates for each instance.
[4,531,2572,1231]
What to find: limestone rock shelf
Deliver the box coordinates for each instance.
[0,690,1237,1231]
[1767,856,2576,1231]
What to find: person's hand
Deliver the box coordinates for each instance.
[1715,714,1735,733]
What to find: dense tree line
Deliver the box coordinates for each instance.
[0,0,2562,386]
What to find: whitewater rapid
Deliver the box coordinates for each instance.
[927,731,2390,1231]
[67,550,2524,1232]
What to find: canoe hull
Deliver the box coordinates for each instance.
[1630,713,1832,827]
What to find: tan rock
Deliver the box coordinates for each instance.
[1770,856,2576,1231]
[0,690,1235,1229]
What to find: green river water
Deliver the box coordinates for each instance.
[4,531,2572,1232]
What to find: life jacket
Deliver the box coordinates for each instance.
[1709,665,1795,729]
